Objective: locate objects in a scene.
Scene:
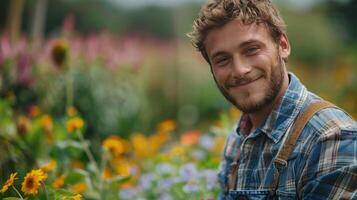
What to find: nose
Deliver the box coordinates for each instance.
[231,55,251,78]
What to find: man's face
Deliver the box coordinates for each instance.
[205,20,290,113]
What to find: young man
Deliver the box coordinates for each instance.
[189,0,357,199]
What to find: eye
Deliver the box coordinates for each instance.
[213,56,230,67]
[245,46,259,56]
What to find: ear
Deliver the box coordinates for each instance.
[279,34,290,60]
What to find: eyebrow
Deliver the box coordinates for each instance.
[210,39,262,60]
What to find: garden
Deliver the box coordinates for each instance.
[1,0,357,199]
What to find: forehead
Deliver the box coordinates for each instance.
[204,20,273,57]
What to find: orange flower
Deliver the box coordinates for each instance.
[102,168,112,180]
[29,106,41,117]
[71,182,87,193]
[66,117,84,133]
[180,130,200,146]
[0,173,17,193]
[40,115,53,133]
[71,160,84,169]
[17,115,31,135]
[40,160,57,173]
[67,106,78,117]
[102,136,125,157]
[52,175,65,189]
[21,169,48,195]
[157,119,176,132]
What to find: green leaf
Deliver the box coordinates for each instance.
[3,197,22,200]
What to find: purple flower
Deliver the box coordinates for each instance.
[179,163,198,181]
[119,187,137,199]
[199,135,215,150]
[183,181,199,193]
[139,173,154,190]
[156,163,173,174]
[201,170,218,190]
[192,149,206,160]
[159,193,173,200]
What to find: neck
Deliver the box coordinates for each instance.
[248,73,289,131]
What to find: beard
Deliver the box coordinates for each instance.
[212,55,286,114]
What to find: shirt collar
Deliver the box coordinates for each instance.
[236,72,308,143]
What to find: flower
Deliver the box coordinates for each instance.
[102,168,112,180]
[52,175,65,189]
[180,130,200,146]
[66,117,84,133]
[21,169,48,195]
[40,115,53,133]
[29,105,41,117]
[157,119,176,132]
[51,39,69,68]
[17,115,31,135]
[0,173,17,193]
[71,160,84,169]
[40,159,57,172]
[102,136,125,157]
[71,182,87,193]
[72,194,82,200]
[67,106,78,116]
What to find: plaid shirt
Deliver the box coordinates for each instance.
[218,73,357,199]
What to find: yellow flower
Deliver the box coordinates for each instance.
[71,194,82,200]
[21,169,48,195]
[116,162,131,176]
[156,119,176,132]
[170,145,185,157]
[52,175,65,189]
[66,117,84,133]
[40,159,57,173]
[213,136,226,155]
[0,173,17,193]
[67,106,78,117]
[70,182,87,193]
[131,133,148,157]
[102,136,125,157]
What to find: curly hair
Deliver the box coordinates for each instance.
[188,0,287,63]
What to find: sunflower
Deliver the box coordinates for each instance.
[21,169,48,195]
[0,173,17,193]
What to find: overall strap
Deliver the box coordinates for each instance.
[271,100,337,194]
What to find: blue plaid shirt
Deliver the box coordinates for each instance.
[218,73,357,199]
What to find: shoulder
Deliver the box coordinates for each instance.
[306,106,357,140]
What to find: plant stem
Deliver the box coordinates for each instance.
[76,130,99,171]
[41,182,49,200]
[12,185,24,200]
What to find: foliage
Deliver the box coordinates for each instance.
[0,96,240,199]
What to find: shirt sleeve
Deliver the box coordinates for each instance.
[299,127,357,199]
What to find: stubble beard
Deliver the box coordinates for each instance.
[213,56,286,114]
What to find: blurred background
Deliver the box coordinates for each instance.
[0,0,356,199]
[0,0,356,137]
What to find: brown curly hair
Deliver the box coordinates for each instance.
[188,0,287,63]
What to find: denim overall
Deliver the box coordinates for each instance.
[223,101,336,200]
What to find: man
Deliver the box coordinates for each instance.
[188,0,357,199]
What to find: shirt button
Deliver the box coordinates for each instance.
[237,195,248,200]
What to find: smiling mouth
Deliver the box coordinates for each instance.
[227,76,261,89]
